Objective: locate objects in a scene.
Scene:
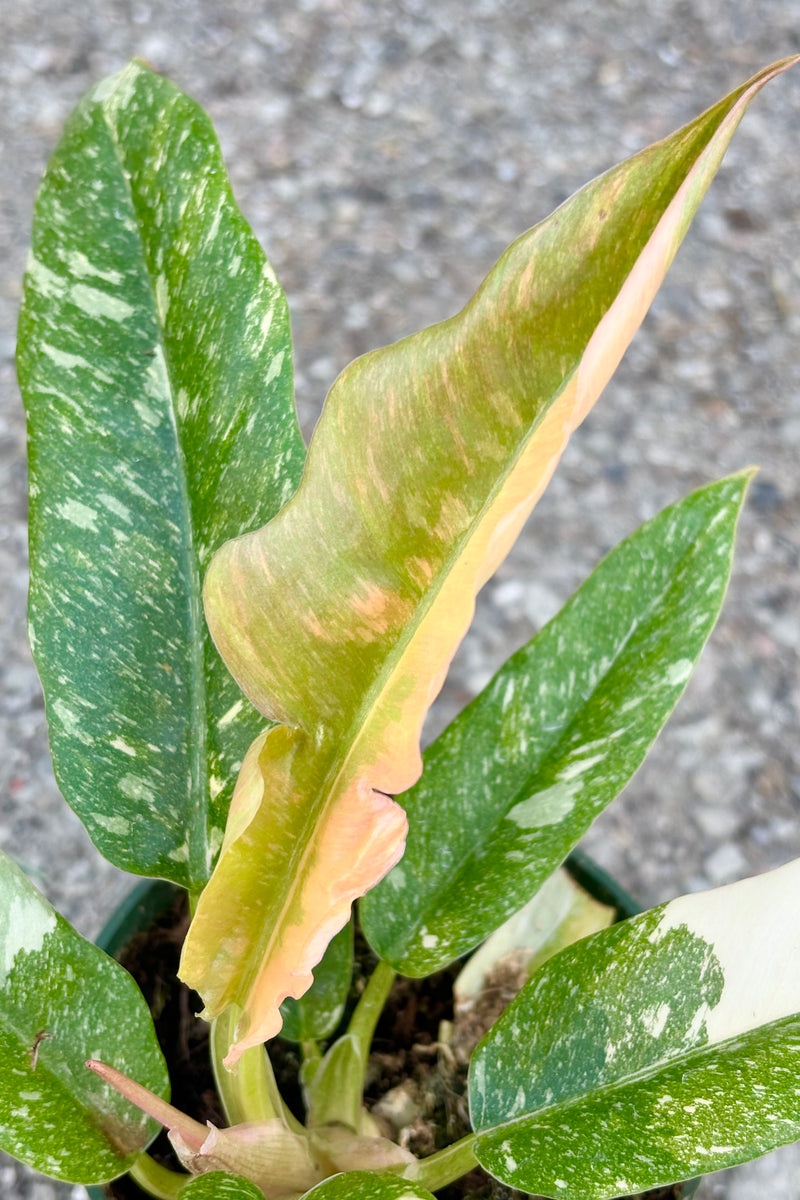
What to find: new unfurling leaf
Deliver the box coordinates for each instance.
[181,58,797,1065]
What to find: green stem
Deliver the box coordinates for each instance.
[301,1038,322,1066]
[348,959,396,1060]
[300,1037,323,1093]
[129,1153,187,1200]
[211,1006,304,1134]
[407,1133,479,1192]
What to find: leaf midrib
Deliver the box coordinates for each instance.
[99,82,208,890]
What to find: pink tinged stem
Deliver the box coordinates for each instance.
[85,1059,208,1152]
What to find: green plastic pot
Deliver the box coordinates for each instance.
[87,858,699,1200]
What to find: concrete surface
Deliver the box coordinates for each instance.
[1,1,799,1196]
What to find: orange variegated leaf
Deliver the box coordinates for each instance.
[180,58,798,1065]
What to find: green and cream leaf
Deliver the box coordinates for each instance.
[303,1170,437,1200]
[470,858,800,1199]
[0,851,168,1184]
[178,1174,268,1199]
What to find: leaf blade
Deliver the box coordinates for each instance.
[0,852,168,1184]
[178,1172,267,1198]
[302,1171,437,1200]
[470,858,800,1199]
[280,918,353,1043]
[17,61,304,888]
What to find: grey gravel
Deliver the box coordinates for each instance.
[2,2,799,1198]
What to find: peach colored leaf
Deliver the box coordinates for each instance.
[181,57,798,1065]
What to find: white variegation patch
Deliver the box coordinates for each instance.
[507,781,578,828]
[118,773,157,808]
[217,699,244,728]
[641,1001,671,1038]
[664,658,693,687]
[110,736,137,756]
[91,813,131,835]
[51,698,92,745]
[69,283,134,322]
[54,498,99,531]
[26,254,66,299]
[0,864,57,986]
[65,249,124,284]
[265,348,286,386]
[97,492,133,523]
[650,857,800,1044]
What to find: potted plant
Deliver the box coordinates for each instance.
[4,53,800,1200]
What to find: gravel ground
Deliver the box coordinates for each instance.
[2,2,800,1197]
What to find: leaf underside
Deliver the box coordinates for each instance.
[182,57,798,1062]
[361,473,749,974]
[470,858,800,1199]
[17,60,305,889]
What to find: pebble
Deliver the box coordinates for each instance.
[703,843,749,886]
[694,804,741,841]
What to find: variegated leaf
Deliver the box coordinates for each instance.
[470,858,800,1199]
[303,1171,437,1200]
[361,474,748,973]
[16,61,304,889]
[182,58,798,1063]
[0,852,168,1184]
[178,1175,268,1199]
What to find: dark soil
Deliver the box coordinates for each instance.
[103,889,692,1200]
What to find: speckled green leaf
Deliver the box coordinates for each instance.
[280,919,353,1043]
[470,857,800,1199]
[453,868,615,1005]
[0,851,168,1184]
[16,61,305,889]
[303,1171,437,1200]
[362,474,749,974]
[184,59,797,1065]
[179,1172,266,1198]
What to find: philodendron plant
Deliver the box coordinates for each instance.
[6,53,800,1200]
